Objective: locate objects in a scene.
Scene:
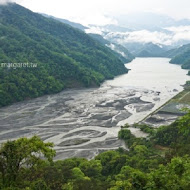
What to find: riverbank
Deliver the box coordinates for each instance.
[141,81,190,127]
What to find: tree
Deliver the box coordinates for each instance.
[30,179,50,190]
[79,160,102,178]
[0,136,55,187]
[176,109,190,137]
[146,157,190,190]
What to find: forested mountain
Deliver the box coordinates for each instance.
[101,41,168,57]
[162,44,190,58]
[169,45,190,70]
[0,3,128,107]
[162,44,190,70]
[171,52,190,70]
[89,33,135,63]
[42,13,88,31]
[132,42,167,57]
[41,16,135,62]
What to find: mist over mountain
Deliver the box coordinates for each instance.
[113,12,190,30]
[0,0,13,5]
[40,14,135,62]
[88,33,134,62]
[86,12,190,56]
[41,13,88,31]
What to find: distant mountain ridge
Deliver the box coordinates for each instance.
[43,12,190,59]
[88,33,134,62]
[87,12,190,55]
[112,12,190,31]
[133,43,167,57]
[41,13,88,31]
[162,44,190,71]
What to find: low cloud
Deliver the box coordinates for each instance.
[165,26,190,43]
[0,0,20,5]
[90,25,190,46]
[104,30,173,46]
[73,14,117,27]
[165,25,190,32]
[123,30,172,45]
[0,0,12,5]
[85,27,103,35]
[173,30,190,42]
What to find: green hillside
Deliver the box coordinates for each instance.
[162,44,190,58]
[0,3,128,107]
[135,43,166,57]
[89,33,135,63]
[163,44,190,70]
[170,49,190,69]
[42,13,88,31]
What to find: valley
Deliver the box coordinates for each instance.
[1,2,190,189]
[0,58,189,160]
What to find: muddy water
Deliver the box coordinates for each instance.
[0,58,189,160]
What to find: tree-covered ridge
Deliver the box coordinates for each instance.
[135,42,166,57]
[1,111,190,189]
[88,33,135,63]
[164,44,190,70]
[0,3,128,107]
[170,50,190,69]
[41,13,88,31]
[162,44,190,58]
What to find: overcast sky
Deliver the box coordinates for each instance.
[4,0,190,25]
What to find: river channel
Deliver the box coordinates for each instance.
[0,58,189,159]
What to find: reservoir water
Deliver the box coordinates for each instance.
[0,58,189,159]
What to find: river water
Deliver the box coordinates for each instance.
[0,58,189,159]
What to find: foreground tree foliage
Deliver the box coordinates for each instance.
[0,136,55,188]
[1,111,190,189]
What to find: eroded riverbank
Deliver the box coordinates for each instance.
[142,82,190,127]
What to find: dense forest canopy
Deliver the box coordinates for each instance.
[0,3,129,107]
[164,44,190,71]
[170,51,190,70]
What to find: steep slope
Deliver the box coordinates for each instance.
[165,44,190,70]
[42,13,88,31]
[89,33,134,63]
[136,50,153,57]
[170,51,190,69]
[163,44,190,58]
[0,3,128,107]
[135,43,167,57]
[40,18,135,63]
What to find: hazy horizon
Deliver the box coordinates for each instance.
[1,0,190,26]
[1,0,190,47]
